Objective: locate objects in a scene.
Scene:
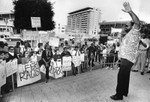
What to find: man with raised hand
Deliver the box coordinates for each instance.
[110,2,141,100]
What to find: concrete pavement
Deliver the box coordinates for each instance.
[1,63,150,102]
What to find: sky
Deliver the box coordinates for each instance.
[0,0,150,25]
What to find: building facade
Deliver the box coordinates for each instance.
[99,21,130,35]
[66,7,101,37]
[55,24,66,35]
[0,12,14,33]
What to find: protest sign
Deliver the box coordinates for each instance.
[80,54,85,62]
[72,56,81,67]
[62,56,72,71]
[0,60,6,87]
[53,59,63,78]
[17,61,41,87]
[5,59,18,77]
[111,27,122,33]
[39,31,49,43]
[31,17,41,28]
[22,31,39,40]
[49,37,59,47]
[40,59,63,79]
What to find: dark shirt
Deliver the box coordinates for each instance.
[87,46,96,57]
[41,50,53,62]
[61,51,71,58]
[6,53,18,62]
[53,53,61,61]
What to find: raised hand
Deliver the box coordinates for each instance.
[122,2,132,13]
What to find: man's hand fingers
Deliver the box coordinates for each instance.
[123,2,128,7]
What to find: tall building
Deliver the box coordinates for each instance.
[0,12,14,35]
[99,21,128,35]
[55,24,66,35]
[66,7,101,37]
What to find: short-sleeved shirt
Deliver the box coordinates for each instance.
[139,38,150,50]
[119,28,141,63]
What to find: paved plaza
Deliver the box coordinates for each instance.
[1,64,150,102]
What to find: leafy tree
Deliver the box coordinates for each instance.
[13,0,55,32]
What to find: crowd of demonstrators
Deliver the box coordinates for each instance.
[1,18,150,99]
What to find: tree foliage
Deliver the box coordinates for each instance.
[13,0,55,31]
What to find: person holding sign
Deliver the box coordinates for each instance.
[41,43,53,83]
[6,46,18,62]
[61,47,72,77]
[71,46,81,75]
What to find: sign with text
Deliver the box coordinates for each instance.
[72,56,81,67]
[62,56,72,71]
[39,32,49,43]
[0,61,6,87]
[6,59,18,77]
[49,37,59,47]
[22,31,39,40]
[31,17,41,28]
[80,54,85,62]
[49,59,64,79]
[40,59,64,79]
[17,61,41,87]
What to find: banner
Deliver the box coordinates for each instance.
[5,59,18,77]
[72,56,81,67]
[49,37,59,47]
[111,27,122,33]
[62,56,72,71]
[40,59,64,79]
[17,61,41,87]
[22,31,39,40]
[0,60,6,87]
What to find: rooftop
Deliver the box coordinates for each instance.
[69,7,93,14]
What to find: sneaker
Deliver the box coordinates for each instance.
[110,68,113,70]
[141,72,144,75]
[106,66,109,69]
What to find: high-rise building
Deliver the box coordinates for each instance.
[66,7,101,37]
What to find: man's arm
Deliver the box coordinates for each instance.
[139,40,147,47]
[122,2,140,30]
